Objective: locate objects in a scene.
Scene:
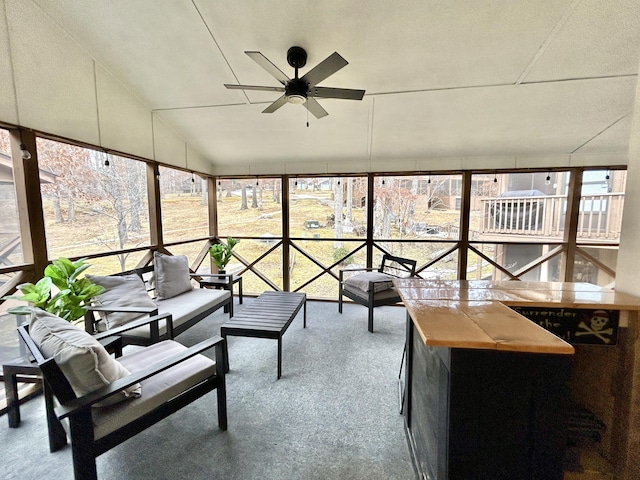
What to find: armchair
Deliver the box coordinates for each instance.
[338,253,417,332]
[19,309,227,480]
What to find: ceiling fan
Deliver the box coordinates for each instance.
[225,46,365,119]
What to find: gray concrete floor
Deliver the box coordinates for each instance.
[1,299,416,480]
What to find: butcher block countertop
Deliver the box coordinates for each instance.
[394,280,640,355]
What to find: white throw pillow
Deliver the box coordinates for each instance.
[344,271,394,293]
[87,273,157,331]
[29,309,141,407]
[154,252,193,300]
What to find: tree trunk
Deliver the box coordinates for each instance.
[346,178,353,222]
[240,184,248,210]
[200,178,207,206]
[333,179,344,248]
[67,191,76,223]
[251,184,258,208]
[126,167,141,232]
[53,194,64,223]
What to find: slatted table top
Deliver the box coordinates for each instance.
[221,291,307,338]
[394,280,640,355]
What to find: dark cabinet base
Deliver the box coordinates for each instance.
[405,320,571,480]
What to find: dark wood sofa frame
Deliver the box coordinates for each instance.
[18,319,227,480]
[84,265,234,347]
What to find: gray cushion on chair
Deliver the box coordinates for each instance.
[91,340,216,439]
[344,271,394,293]
[342,283,400,302]
[154,252,193,300]
[87,273,157,331]
[29,309,141,407]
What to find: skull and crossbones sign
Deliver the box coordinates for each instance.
[575,310,613,344]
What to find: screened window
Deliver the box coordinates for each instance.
[217,178,282,238]
[0,129,23,266]
[38,139,150,268]
[373,175,462,242]
[159,166,208,243]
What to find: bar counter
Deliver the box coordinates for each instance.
[394,279,640,480]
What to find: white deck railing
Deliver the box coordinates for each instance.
[480,193,624,241]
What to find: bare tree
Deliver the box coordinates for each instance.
[251,183,258,208]
[333,178,344,248]
[240,184,248,210]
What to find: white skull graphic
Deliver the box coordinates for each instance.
[590,310,609,331]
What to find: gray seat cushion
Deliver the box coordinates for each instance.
[92,340,216,439]
[343,271,394,293]
[342,283,401,302]
[124,288,231,339]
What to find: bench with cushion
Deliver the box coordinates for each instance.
[84,252,232,346]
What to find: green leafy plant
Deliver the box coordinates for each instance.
[3,257,105,322]
[208,236,238,271]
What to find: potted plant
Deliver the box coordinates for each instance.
[3,257,105,323]
[208,236,238,273]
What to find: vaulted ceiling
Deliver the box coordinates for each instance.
[5,0,640,176]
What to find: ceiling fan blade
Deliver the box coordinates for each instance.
[262,94,289,113]
[310,86,365,101]
[225,84,285,93]
[301,52,348,86]
[305,97,329,119]
[245,51,290,84]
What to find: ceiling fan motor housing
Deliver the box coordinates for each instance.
[287,46,307,69]
[286,78,308,103]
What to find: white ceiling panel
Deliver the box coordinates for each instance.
[7,0,99,144]
[152,115,187,168]
[32,0,238,109]
[96,65,154,159]
[198,0,575,95]
[370,77,637,161]
[574,114,634,154]
[0,0,18,125]
[523,0,640,82]
[157,98,372,166]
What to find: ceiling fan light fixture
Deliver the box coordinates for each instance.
[287,94,306,105]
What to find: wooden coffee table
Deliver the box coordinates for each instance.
[220,291,306,379]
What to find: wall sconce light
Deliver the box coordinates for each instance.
[19,143,31,160]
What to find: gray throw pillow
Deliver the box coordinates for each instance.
[87,273,157,331]
[154,252,193,300]
[344,271,394,293]
[29,308,141,407]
